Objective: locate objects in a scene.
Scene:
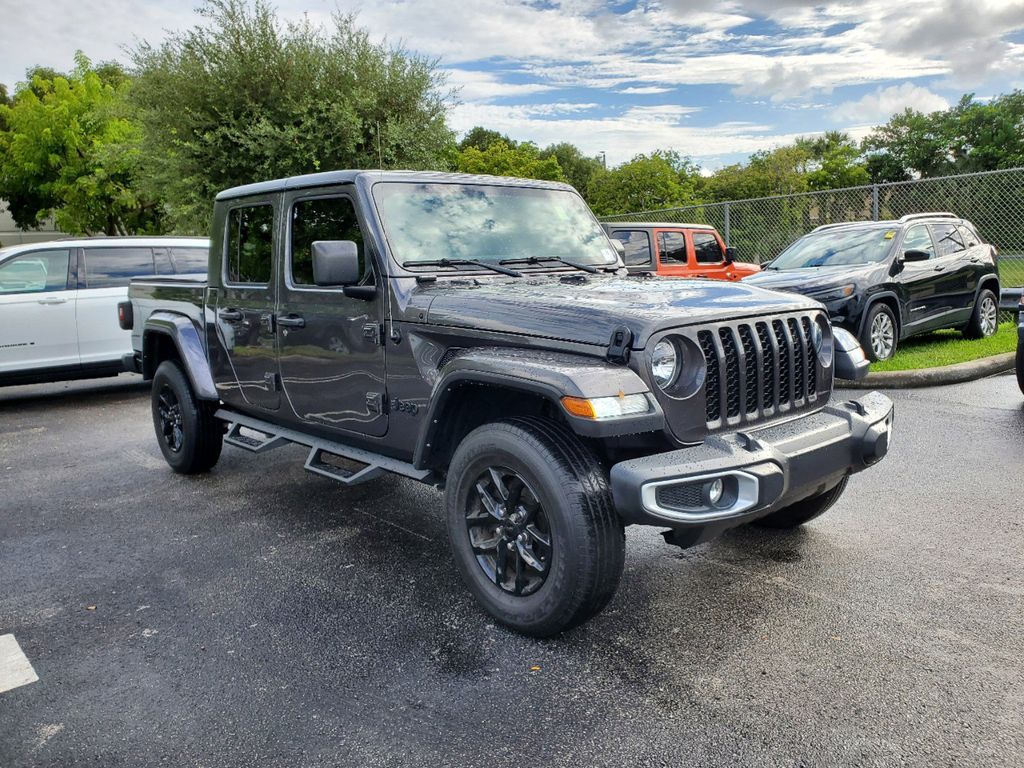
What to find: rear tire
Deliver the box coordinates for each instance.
[860,304,897,362]
[1016,341,1024,396]
[151,360,223,474]
[754,476,849,529]
[963,288,999,340]
[445,417,625,637]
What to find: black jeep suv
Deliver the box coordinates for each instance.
[743,213,1000,361]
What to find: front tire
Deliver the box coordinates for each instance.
[963,288,999,340]
[1016,342,1024,396]
[151,360,223,474]
[445,417,625,637]
[755,476,849,529]
[861,304,898,362]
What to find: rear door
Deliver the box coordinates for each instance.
[929,222,974,324]
[0,247,78,374]
[607,229,654,273]
[77,246,157,364]
[214,200,281,412]
[276,191,388,437]
[655,230,690,276]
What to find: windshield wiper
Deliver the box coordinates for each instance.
[499,256,600,274]
[402,258,522,277]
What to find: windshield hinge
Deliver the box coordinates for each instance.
[606,326,633,365]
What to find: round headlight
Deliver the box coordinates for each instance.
[811,321,824,353]
[650,339,679,388]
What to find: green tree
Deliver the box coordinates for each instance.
[0,53,160,235]
[458,126,512,152]
[453,139,564,181]
[587,151,700,216]
[703,144,812,202]
[0,84,9,132]
[541,142,604,197]
[798,132,870,190]
[130,0,454,232]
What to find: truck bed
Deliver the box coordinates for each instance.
[127,276,208,351]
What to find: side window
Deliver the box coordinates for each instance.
[901,225,935,259]
[956,225,979,248]
[610,230,652,267]
[170,248,209,274]
[83,247,156,288]
[692,232,724,264]
[0,249,71,294]
[931,223,965,258]
[290,196,365,286]
[658,231,688,264]
[226,205,274,285]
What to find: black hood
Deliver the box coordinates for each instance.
[414,274,821,348]
[743,263,883,294]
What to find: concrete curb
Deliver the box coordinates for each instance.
[838,352,1016,389]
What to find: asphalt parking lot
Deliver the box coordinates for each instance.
[1,373,1022,767]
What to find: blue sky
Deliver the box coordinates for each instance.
[2,0,1023,169]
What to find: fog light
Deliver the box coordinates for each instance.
[707,478,725,506]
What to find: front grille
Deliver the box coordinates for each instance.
[700,314,820,428]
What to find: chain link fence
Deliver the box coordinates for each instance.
[606,167,1024,323]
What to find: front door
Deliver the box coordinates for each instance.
[0,247,78,374]
[213,200,281,411]
[276,191,388,437]
[895,224,946,331]
[689,230,734,279]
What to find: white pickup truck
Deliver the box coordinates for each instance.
[0,236,208,387]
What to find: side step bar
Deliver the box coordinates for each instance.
[215,409,433,487]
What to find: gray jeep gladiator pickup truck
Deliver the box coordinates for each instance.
[122,170,893,637]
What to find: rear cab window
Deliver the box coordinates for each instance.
[609,230,652,267]
[0,249,72,294]
[226,205,274,285]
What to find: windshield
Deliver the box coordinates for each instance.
[771,227,896,269]
[372,182,618,268]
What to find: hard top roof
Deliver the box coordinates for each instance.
[602,221,717,230]
[215,170,577,201]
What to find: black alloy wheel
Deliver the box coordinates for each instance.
[156,384,185,454]
[466,466,552,597]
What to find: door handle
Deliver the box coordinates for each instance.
[933,266,945,272]
[37,296,68,305]
[218,308,243,321]
[969,257,981,263]
[277,314,305,328]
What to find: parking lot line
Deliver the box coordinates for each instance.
[0,634,39,694]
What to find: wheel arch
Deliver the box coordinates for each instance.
[142,312,218,400]
[413,348,664,473]
[859,292,902,340]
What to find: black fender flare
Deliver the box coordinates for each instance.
[858,291,902,340]
[976,274,1000,303]
[412,347,664,469]
[142,311,218,401]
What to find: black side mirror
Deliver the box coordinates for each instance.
[903,249,931,262]
[312,240,361,286]
[724,247,736,264]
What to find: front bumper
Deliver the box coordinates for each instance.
[610,391,893,542]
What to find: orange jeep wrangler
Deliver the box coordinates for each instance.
[603,222,760,281]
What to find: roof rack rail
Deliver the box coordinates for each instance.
[897,212,958,223]
[812,221,861,232]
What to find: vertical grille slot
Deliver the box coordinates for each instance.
[718,327,741,419]
[801,317,817,394]
[756,322,775,411]
[772,320,791,404]
[788,318,805,400]
[698,330,720,423]
[738,325,759,414]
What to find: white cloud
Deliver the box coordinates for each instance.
[446,69,557,102]
[832,83,950,124]
[618,86,674,95]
